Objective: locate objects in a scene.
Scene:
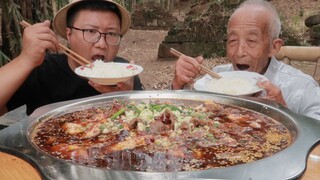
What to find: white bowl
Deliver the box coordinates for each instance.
[75,62,143,85]
[194,71,268,96]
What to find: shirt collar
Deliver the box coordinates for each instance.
[264,56,279,80]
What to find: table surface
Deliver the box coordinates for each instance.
[302,145,320,179]
[0,152,41,180]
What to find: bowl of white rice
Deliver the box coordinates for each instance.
[194,71,268,96]
[75,60,143,85]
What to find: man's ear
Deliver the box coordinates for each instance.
[268,38,283,57]
[66,28,72,47]
[66,28,72,41]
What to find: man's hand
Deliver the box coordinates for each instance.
[257,80,287,107]
[19,20,59,68]
[88,77,134,93]
[172,55,204,90]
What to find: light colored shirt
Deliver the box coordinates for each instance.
[211,57,320,120]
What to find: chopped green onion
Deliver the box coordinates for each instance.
[111,108,125,120]
[99,124,106,132]
[165,104,182,112]
[214,121,220,128]
[150,104,163,112]
[150,104,182,112]
[127,104,141,115]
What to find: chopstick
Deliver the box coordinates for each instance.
[169,48,222,79]
[20,20,91,66]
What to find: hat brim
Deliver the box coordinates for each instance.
[53,0,131,39]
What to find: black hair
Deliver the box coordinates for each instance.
[66,0,122,28]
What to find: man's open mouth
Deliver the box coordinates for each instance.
[92,55,105,61]
[236,64,250,70]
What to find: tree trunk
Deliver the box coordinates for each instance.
[21,0,26,18]
[2,0,13,58]
[26,0,32,20]
[52,0,57,15]
[0,7,2,47]
[40,0,48,19]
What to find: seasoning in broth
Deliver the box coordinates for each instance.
[32,99,291,171]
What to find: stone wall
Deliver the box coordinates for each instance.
[131,1,178,30]
[158,0,244,59]
[305,14,320,45]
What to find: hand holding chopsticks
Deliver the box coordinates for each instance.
[20,20,91,66]
[169,48,222,79]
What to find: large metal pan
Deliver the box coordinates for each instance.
[0,90,319,180]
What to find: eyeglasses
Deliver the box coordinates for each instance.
[68,26,122,46]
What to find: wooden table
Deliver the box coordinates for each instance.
[0,152,41,180]
[302,145,320,179]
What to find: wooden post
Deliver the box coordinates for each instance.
[178,0,180,15]
[283,57,290,65]
[315,58,320,83]
[275,46,320,84]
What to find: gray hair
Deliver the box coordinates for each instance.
[232,0,281,40]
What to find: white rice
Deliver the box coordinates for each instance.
[78,60,138,78]
[207,77,259,95]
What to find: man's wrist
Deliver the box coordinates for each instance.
[171,77,186,90]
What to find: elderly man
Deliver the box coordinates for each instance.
[171,0,320,120]
[0,0,143,116]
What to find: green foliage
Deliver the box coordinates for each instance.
[0,0,22,66]
[56,0,68,10]
[0,0,69,67]
[114,0,144,12]
[0,50,10,65]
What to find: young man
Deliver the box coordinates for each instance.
[0,0,143,115]
[171,0,320,120]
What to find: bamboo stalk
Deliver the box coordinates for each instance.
[0,8,2,47]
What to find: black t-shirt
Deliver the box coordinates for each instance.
[7,54,144,115]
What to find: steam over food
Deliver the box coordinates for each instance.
[32,99,291,172]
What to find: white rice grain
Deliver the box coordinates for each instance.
[208,77,259,95]
[79,60,137,78]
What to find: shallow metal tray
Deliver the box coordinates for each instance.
[0,90,319,180]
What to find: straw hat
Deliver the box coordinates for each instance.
[53,0,131,39]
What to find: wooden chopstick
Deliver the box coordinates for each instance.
[59,46,90,66]
[20,20,91,66]
[169,48,222,79]
[60,49,86,66]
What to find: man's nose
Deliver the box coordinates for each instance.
[94,35,108,48]
[236,41,246,57]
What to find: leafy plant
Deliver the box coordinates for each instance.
[0,0,69,67]
[0,50,10,65]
